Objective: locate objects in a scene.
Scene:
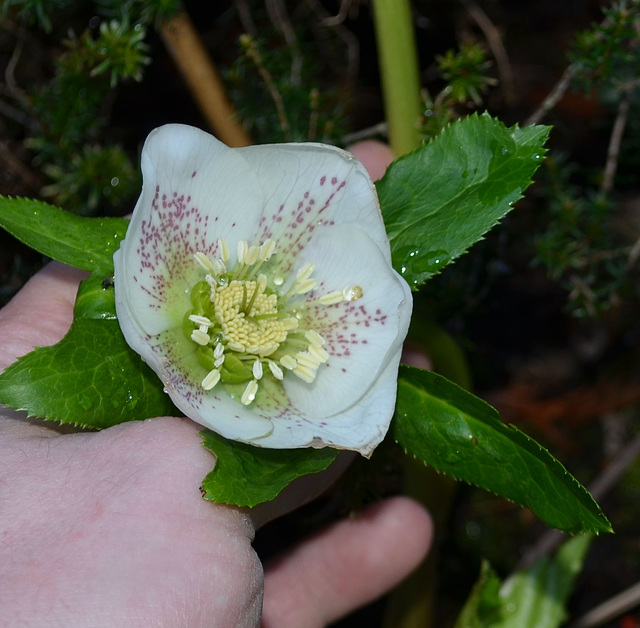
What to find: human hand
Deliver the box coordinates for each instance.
[0,141,432,628]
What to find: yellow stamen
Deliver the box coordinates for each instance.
[317,290,345,305]
[241,380,259,405]
[293,364,316,383]
[305,330,326,347]
[191,329,210,346]
[268,361,284,380]
[218,238,229,263]
[202,369,221,390]
[280,355,297,370]
[189,314,213,327]
[308,344,329,363]
[194,252,215,273]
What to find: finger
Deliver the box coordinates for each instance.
[347,140,395,181]
[0,262,87,371]
[261,496,433,628]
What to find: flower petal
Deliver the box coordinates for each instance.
[236,142,391,277]
[128,325,275,441]
[115,124,266,338]
[284,225,412,419]
[218,226,412,453]
[115,124,413,456]
[312,348,403,456]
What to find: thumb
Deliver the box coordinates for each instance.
[0,262,86,371]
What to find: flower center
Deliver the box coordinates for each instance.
[214,279,291,355]
[184,238,362,406]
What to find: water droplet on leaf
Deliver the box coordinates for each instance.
[424,249,449,274]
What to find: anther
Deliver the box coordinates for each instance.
[296,263,315,282]
[256,273,268,292]
[255,343,279,356]
[295,278,317,295]
[295,351,321,369]
[293,364,316,383]
[281,318,299,331]
[205,274,217,289]
[317,290,345,305]
[202,369,221,391]
[305,330,326,347]
[268,361,284,380]
[241,380,259,405]
[212,259,226,275]
[260,239,276,261]
[237,240,248,265]
[194,252,215,273]
[308,344,329,363]
[189,314,212,327]
[191,329,210,346]
[252,360,264,380]
[245,245,260,266]
[218,239,229,263]
[280,355,298,370]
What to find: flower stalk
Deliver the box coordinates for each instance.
[372,0,423,155]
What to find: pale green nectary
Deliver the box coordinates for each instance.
[113,124,412,456]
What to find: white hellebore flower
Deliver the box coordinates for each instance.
[114,124,412,456]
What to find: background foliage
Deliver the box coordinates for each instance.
[2,1,640,627]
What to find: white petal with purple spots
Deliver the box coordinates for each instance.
[114,124,412,456]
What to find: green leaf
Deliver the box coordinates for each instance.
[393,366,612,534]
[200,430,340,507]
[0,289,179,428]
[73,273,118,320]
[454,561,503,628]
[0,196,128,274]
[498,534,592,628]
[456,535,592,628]
[376,113,550,289]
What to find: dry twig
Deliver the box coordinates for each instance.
[240,34,291,138]
[159,12,251,147]
[601,87,632,195]
[460,0,516,105]
[265,0,303,86]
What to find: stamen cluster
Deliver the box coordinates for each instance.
[184,238,362,406]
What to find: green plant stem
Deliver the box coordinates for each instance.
[372,0,423,155]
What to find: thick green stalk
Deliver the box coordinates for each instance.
[372,0,423,155]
